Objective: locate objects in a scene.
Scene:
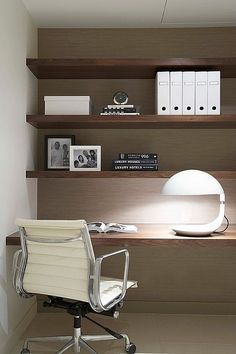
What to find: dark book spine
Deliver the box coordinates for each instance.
[112,164,158,171]
[113,159,158,164]
[119,153,158,160]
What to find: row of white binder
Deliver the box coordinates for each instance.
[156,71,220,115]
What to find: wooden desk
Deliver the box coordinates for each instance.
[7,224,236,311]
[6,224,236,247]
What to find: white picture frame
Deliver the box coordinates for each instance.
[70,145,101,171]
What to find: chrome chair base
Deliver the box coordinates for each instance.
[21,329,134,354]
[21,302,136,354]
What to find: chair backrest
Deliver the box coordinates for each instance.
[15,219,95,303]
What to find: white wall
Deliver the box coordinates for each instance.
[0,0,38,353]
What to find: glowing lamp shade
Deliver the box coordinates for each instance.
[162,170,224,196]
[161,170,225,236]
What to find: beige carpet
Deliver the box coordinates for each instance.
[13,312,236,354]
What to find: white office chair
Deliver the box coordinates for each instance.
[13,219,137,354]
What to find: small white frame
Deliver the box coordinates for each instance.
[70,145,101,171]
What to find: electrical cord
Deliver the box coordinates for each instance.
[213,215,230,234]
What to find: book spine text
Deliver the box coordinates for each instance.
[112,164,158,171]
[113,159,158,164]
[119,153,158,160]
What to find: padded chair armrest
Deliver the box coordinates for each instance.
[93,249,129,311]
[12,249,22,293]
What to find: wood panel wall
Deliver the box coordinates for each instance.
[37,28,236,311]
[38,28,236,58]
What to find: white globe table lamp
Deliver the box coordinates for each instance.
[161,170,225,236]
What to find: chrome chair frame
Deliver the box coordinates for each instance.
[13,224,135,354]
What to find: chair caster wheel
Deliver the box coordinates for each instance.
[126,343,136,354]
[21,349,30,354]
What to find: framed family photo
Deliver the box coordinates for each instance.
[45,135,75,170]
[70,145,101,171]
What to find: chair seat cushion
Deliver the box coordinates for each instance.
[100,277,137,307]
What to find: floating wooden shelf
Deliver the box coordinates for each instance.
[26,170,236,179]
[26,171,176,179]
[26,114,236,129]
[6,224,236,247]
[26,57,236,79]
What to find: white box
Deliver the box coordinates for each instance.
[183,71,195,115]
[170,71,183,115]
[156,71,170,115]
[207,71,220,115]
[195,72,208,115]
[44,96,91,115]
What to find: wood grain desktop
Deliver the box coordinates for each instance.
[9,223,236,305]
[6,224,236,247]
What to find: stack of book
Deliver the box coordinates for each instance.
[100,104,139,115]
[112,153,159,171]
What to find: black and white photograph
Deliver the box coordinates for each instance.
[45,135,75,170]
[70,145,101,171]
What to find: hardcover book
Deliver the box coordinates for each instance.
[119,153,158,160]
[100,112,140,115]
[112,164,158,171]
[107,104,134,108]
[113,159,158,164]
[103,107,136,113]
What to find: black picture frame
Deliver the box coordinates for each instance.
[45,135,75,170]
